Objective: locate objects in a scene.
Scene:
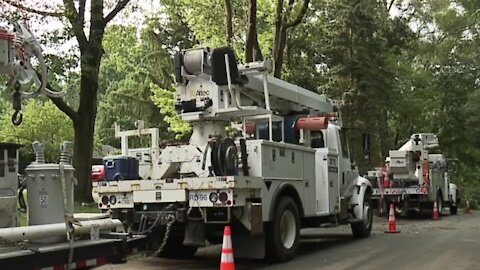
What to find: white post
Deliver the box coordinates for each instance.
[263,74,270,111]
[242,118,246,138]
[121,136,128,156]
[269,115,273,142]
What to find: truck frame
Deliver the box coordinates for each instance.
[0,142,147,270]
[92,47,373,261]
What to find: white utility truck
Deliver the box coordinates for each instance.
[92,47,373,261]
[368,133,459,217]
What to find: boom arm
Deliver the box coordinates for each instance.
[174,47,334,122]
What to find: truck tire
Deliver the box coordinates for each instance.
[450,205,458,215]
[436,193,444,216]
[266,196,300,262]
[351,193,373,239]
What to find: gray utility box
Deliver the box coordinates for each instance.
[244,140,318,220]
[26,164,75,225]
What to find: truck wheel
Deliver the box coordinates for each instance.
[450,205,458,215]
[266,196,300,262]
[436,193,444,216]
[351,193,373,239]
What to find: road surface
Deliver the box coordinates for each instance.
[98,211,479,270]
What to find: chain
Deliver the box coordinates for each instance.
[0,235,40,254]
[153,214,176,257]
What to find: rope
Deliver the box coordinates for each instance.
[60,164,75,270]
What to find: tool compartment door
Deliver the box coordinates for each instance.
[315,149,339,215]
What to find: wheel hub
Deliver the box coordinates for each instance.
[280,210,296,249]
[363,202,372,228]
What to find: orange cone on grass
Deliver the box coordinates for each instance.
[432,201,440,220]
[384,204,400,233]
[220,226,235,270]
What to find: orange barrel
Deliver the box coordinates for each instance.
[295,116,329,130]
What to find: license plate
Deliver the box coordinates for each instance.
[189,191,210,202]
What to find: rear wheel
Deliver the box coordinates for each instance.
[451,192,459,215]
[450,204,458,215]
[266,196,300,262]
[351,193,373,238]
[436,193,444,216]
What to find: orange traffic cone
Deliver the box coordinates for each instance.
[220,226,235,270]
[433,201,440,220]
[384,204,400,233]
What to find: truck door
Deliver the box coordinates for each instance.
[337,130,353,195]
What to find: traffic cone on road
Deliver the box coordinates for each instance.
[220,226,235,270]
[433,201,440,220]
[384,204,400,233]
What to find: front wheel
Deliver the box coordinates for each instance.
[266,196,300,262]
[351,193,373,239]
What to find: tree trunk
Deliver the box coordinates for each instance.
[273,25,288,78]
[224,0,234,46]
[245,0,258,62]
[73,119,95,201]
[273,0,284,63]
[272,0,310,78]
[73,45,102,202]
[254,37,263,61]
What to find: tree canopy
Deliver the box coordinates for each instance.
[0,0,478,202]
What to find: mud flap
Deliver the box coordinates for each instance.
[183,220,206,247]
[232,223,265,259]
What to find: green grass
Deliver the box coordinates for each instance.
[74,201,101,213]
[19,201,100,226]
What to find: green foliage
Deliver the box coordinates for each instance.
[150,83,191,140]
[0,100,73,165]
[1,0,479,203]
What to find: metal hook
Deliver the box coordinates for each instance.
[12,86,23,126]
[12,110,22,126]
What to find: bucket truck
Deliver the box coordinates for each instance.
[369,133,459,217]
[92,47,373,262]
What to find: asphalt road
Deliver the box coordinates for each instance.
[98,210,479,270]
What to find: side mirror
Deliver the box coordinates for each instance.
[362,133,371,161]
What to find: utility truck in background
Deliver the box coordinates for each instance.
[368,133,459,217]
[92,47,373,261]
